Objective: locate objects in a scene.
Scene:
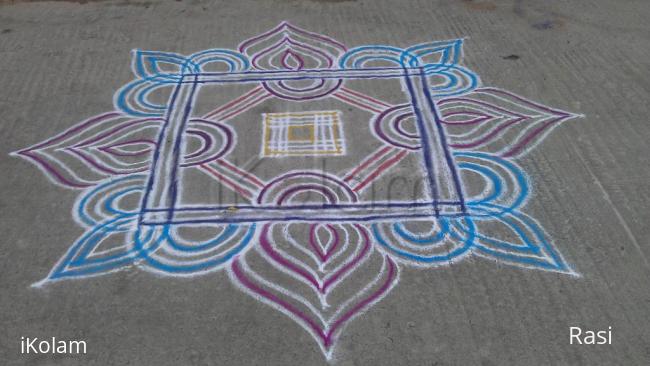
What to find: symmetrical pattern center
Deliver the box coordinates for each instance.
[13,22,582,360]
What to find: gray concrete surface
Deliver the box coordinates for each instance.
[1,0,649,365]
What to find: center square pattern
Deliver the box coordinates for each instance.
[14,21,583,361]
[262,110,345,157]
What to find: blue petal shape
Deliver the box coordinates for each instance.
[405,39,463,69]
[448,152,574,274]
[44,214,142,282]
[35,175,150,284]
[454,209,574,274]
[133,50,194,80]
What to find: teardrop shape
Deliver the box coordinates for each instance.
[281,50,305,70]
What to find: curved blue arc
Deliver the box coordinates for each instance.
[133,224,168,253]
[426,66,478,97]
[189,49,250,71]
[140,224,256,273]
[192,56,237,71]
[346,55,403,68]
[456,161,503,204]
[167,224,238,252]
[372,218,475,263]
[76,175,146,227]
[413,47,451,64]
[429,70,459,90]
[393,219,449,244]
[339,45,412,68]
[104,187,143,216]
[115,79,167,117]
[136,82,169,111]
[455,152,529,216]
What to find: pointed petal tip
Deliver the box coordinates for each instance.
[323,348,335,362]
[560,110,585,120]
[30,278,51,289]
[573,113,586,119]
[546,261,580,277]
[563,267,582,278]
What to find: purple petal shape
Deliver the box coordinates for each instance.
[13,113,234,188]
[229,222,398,358]
[438,88,580,158]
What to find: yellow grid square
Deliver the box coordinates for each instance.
[262,111,345,157]
[287,125,316,143]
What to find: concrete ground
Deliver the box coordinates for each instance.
[1,0,649,365]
